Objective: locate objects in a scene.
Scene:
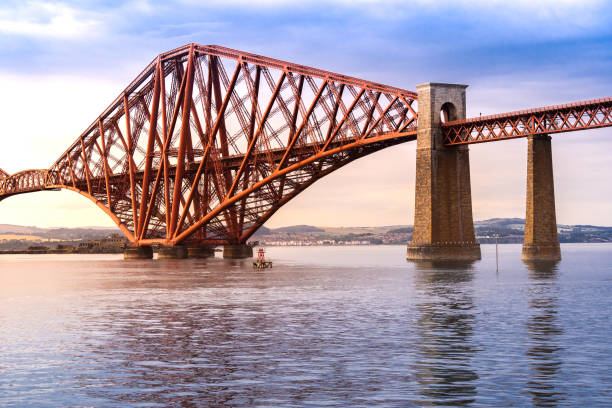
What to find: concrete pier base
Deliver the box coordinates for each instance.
[223,244,253,259]
[158,245,188,259]
[522,134,561,261]
[406,83,481,261]
[522,243,561,261]
[407,242,482,261]
[124,246,153,259]
[187,246,215,258]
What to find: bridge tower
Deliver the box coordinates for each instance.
[406,83,481,261]
[522,134,561,261]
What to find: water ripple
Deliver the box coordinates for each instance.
[1,245,611,406]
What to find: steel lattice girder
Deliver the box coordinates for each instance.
[0,43,418,245]
[0,170,50,201]
[442,97,612,145]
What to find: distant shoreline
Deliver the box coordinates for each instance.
[2,241,611,255]
[1,218,611,252]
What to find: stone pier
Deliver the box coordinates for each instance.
[158,245,188,259]
[187,246,215,258]
[406,83,481,261]
[223,244,253,259]
[124,246,153,259]
[522,134,561,261]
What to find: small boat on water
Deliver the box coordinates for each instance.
[253,248,273,269]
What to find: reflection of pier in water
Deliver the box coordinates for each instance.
[413,261,478,406]
[524,260,565,407]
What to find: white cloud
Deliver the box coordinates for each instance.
[177,0,606,22]
[128,0,156,14]
[0,1,103,39]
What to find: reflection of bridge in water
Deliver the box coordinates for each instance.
[411,259,565,406]
[1,43,611,259]
[524,260,565,406]
[413,261,477,406]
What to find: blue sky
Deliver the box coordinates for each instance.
[1,0,611,227]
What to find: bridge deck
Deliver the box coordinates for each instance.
[443,96,612,145]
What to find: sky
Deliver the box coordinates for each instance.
[0,0,611,228]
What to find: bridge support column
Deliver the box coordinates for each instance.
[223,244,253,259]
[187,246,215,258]
[124,246,153,259]
[158,245,188,259]
[522,134,561,261]
[406,83,481,261]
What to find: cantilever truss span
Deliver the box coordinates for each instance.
[442,97,612,145]
[0,170,49,197]
[0,44,418,246]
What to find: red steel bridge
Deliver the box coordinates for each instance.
[0,43,610,259]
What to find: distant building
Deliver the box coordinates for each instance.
[55,244,76,253]
[100,234,127,250]
[27,245,49,253]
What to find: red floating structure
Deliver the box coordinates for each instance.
[253,248,272,269]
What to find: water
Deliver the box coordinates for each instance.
[1,244,611,407]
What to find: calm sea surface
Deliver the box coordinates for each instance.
[1,244,611,407]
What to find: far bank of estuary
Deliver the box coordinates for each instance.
[1,218,612,253]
